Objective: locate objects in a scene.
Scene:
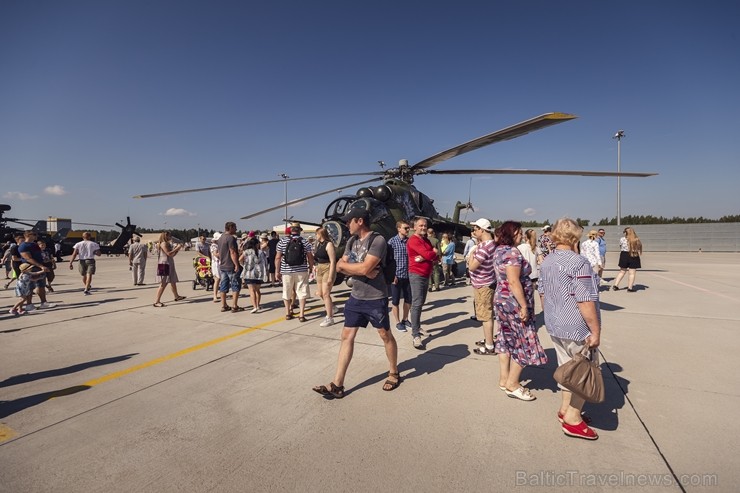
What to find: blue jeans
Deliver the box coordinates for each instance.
[219,269,242,293]
[408,273,429,337]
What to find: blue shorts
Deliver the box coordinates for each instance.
[343,296,390,330]
[219,270,242,293]
[390,277,412,306]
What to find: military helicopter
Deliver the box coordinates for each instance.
[0,204,140,257]
[135,112,656,261]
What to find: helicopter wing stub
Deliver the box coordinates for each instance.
[426,169,657,178]
[410,113,577,171]
[240,177,381,220]
[134,172,384,199]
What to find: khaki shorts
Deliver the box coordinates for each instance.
[282,271,310,300]
[78,259,96,276]
[315,263,333,286]
[550,335,600,391]
[473,285,494,322]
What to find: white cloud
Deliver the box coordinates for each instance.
[163,208,196,217]
[44,185,67,196]
[523,208,537,217]
[3,191,38,200]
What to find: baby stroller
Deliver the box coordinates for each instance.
[192,255,214,291]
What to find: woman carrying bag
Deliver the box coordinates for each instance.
[539,218,602,441]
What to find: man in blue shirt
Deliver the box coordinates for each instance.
[18,231,56,310]
[387,220,411,332]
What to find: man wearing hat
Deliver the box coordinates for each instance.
[275,223,314,321]
[466,218,497,355]
[537,224,554,263]
[312,208,400,399]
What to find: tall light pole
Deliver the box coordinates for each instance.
[279,173,289,230]
[613,130,625,226]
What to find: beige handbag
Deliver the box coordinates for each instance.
[553,345,605,403]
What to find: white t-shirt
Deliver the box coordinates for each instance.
[73,240,101,260]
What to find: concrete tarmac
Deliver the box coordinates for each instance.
[0,252,737,492]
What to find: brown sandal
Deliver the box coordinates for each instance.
[382,372,402,391]
[312,382,344,399]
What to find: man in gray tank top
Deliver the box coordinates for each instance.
[312,209,400,399]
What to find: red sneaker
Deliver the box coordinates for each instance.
[562,420,599,440]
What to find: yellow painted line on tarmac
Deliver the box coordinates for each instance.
[83,316,290,387]
[0,424,18,441]
[1,308,321,443]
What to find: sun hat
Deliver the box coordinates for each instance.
[213,232,222,241]
[541,225,551,232]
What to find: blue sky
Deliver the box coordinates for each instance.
[1,1,738,232]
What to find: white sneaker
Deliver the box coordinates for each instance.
[250,307,259,314]
[25,304,36,312]
[39,302,57,309]
[320,317,335,327]
[413,336,423,349]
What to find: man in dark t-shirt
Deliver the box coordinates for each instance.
[267,231,279,285]
[216,221,242,312]
[312,209,400,400]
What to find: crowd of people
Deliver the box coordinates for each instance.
[3,218,646,441]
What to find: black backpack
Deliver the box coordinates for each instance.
[284,237,305,266]
[347,232,395,284]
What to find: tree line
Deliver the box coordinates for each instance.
[90,214,739,243]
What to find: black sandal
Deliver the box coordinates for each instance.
[312,382,345,399]
[383,372,402,391]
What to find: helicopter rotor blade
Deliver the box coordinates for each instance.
[410,112,577,172]
[134,172,384,199]
[425,169,657,178]
[240,177,381,220]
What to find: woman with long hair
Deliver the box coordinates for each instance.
[153,231,185,307]
[612,227,642,292]
[313,227,337,326]
[240,237,268,313]
[493,221,547,401]
[517,229,539,292]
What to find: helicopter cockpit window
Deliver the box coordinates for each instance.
[352,197,391,223]
[325,197,354,220]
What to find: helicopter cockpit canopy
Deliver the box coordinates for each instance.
[322,196,393,247]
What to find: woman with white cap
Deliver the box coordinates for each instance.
[210,232,221,302]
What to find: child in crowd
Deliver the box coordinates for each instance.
[9,263,46,315]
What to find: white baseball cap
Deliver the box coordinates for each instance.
[472,218,492,232]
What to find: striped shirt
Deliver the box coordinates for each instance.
[469,240,496,288]
[276,235,313,274]
[387,235,409,279]
[539,249,600,341]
